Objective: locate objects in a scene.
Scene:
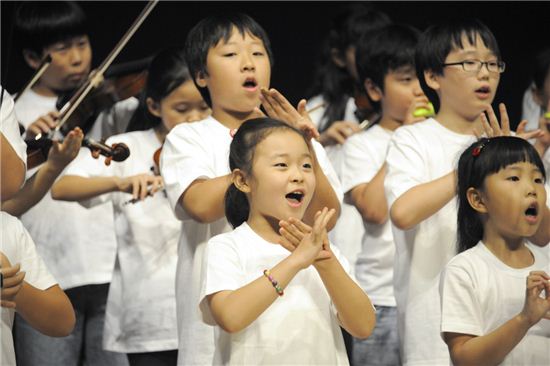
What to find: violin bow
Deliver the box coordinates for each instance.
[13,54,52,103]
[50,0,159,137]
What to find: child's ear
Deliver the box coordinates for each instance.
[146,97,161,118]
[424,69,441,91]
[330,48,346,68]
[232,169,251,193]
[364,78,383,102]
[195,71,208,88]
[466,187,488,214]
[23,50,42,70]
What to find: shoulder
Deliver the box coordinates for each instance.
[445,244,488,276]
[0,212,31,260]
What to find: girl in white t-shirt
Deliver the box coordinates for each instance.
[199,118,375,365]
[440,136,550,366]
[51,48,210,366]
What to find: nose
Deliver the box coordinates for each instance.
[69,46,83,66]
[412,79,424,97]
[241,52,255,72]
[184,109,208,123]
[526,180,537,197]
[290,166,304,183]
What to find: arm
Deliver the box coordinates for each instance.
[0,134,25,201]
[15,283,75,337]
[444,271,550,366]
[390,171,456,230]
[314,257,376,339]
[2,129,83,216]
[180,174,232,223]
[303,145,340,230]
[349,164,388,225]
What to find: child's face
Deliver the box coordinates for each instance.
[34,35,92,92]
[246,129,315,223]
[430,34,500,119]
[197,28,271,116]
[147,79,211,132]
[478,162,546,240]
[376,66,425,125]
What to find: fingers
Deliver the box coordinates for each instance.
[498,103,511,135]
[1,300,17,309]
[279,220,306,244]
[127,174,163,201]
[278,236,297,253]
[1,263,21,278]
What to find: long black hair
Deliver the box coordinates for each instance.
[126,47,192,132]
[456,136,546,253]
[225,118,308,228]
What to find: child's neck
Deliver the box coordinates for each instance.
[436,105,484,135]
[247,212,283,244]
[212,106,259,130]
[482,230,534,269]
[378,116,402,132]
[31,83,59,98]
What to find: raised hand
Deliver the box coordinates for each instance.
[520,271,550,326]
[318,121,361,147]
[259,87,320,140]
[47,127,84,171]
[475,103,543,140]
[279,207,335,268]
[25,111,59,139]
[0,252,26,309]
[116,173,164,202]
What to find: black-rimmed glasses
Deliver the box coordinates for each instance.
[442,60,506,73]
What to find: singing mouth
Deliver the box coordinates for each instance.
[285,190,305,206]
[242,77,258,90]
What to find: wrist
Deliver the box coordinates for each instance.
[516,312,536,329]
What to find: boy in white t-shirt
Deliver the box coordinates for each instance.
[11,3,132,366]
[160,13,342,366]
[342,24,429,366]
[384,19,547,366]
[1,105,75,366]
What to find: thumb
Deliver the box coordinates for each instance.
[297,99,307,116]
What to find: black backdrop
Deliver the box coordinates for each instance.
[2,1,549,124]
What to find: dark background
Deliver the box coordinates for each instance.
[2,1,549,124]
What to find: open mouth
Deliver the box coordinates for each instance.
[285,191,304,206]
[475,86,491,97]
[525,203,538,218]
[242,78,258,90]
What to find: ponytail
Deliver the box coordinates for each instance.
[225,183,250,228]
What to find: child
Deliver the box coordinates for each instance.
[51,48,210,366]
[1,91,75,366]
[160,13,342,365]
[384,19,548,365]
[342,23,429,366]
[199,117,375,365]
[440,136,550,365]
[12,2,132,365]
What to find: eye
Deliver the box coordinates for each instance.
[274,162,287,168]
[506,176,520,182]
[463,60,478,66]
[303,163,312,169]
[253,51,265,56]
[223,52,237,57]
[534,177,544,184]
[487,61,499,68]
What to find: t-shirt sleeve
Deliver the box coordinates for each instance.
[311,140,344,203]
[440,260,483,338]
[199,234,245,326]
[384,127,427,208]
[16,219,57,290]
[1,91,27,168]
[341,132,383,194]
[160,125,217,220]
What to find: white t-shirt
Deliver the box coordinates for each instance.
[200,222,352,365]
[160,115,342,366]
[64,128,179,352]
[1,89,26,168]
[440,241,550,366]
[307,94,364,269]
[13,89,137,290]
[384,118,476,366]
[341,124,395,306]
[0,212,57,366]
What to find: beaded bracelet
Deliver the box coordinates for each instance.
[263,269,284,296]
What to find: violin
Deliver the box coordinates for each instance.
[122,146,163,205]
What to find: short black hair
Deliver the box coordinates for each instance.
[456,136,546,253]
[15,1,88,55]
[532,47,550,91]
[184,13,273,107]
[356,24,420,91]
[415,19,501,109]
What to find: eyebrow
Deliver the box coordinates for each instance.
[271,153,312,159]
[505,165,542,174]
